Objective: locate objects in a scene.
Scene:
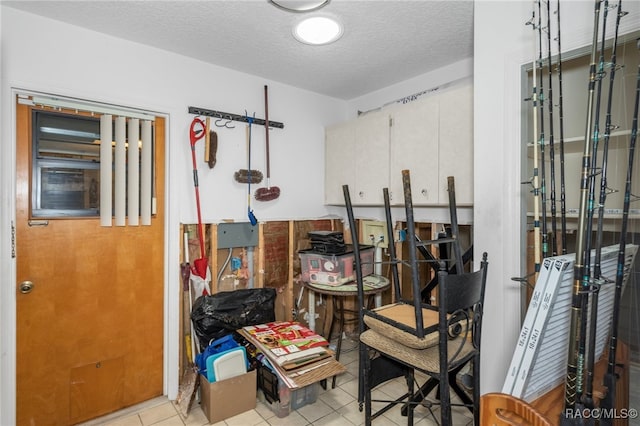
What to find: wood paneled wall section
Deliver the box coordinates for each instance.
[178,218,471,372]
[263,221,290,321]
[178,219,342,375]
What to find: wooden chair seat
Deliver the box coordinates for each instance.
[360,328,475,372]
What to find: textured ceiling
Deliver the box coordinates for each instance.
[3,0,474,100]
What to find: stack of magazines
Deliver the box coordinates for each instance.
[241,321,330,370]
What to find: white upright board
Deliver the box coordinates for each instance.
[511,256,571,397]
[502,258,554,394]
[502,244,638,402]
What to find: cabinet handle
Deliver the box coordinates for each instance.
[359,191,364,198]
[421,189,428,198]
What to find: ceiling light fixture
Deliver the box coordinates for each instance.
[293,16,343,45]
[269,0,331,13]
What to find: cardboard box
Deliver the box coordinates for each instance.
[199,369,257,424]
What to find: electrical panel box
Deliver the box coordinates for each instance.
[217,222,259,248]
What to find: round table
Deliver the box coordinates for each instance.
[301,275,390,388]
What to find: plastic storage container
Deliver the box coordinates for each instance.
[257,364,320,417]
[298,244,374,286]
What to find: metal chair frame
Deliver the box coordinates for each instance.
[343,170,488,426]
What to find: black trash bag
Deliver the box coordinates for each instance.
[191,288,276,349]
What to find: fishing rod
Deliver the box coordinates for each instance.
[546,0,558,257]
[556,0,569,255]
[594,0,625,313]
[526,2,542,277]
[601,38,639,425]
[561,0,602,419]
[582,0,611,408]
[537,0,550,260]
[513,4,542,294]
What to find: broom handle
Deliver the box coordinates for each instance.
[204,117,211,163]
[264,85,271,184]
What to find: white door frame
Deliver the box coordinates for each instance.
[0,88,177,425]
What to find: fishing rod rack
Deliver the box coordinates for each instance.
[188,106,284,129]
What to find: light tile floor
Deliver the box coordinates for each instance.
[79,337,474,426]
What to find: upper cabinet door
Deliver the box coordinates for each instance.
[325,121,357,205]
[438,84,473,205]
[353,110,390,205]
[325,110,390,205]
[389,96,439,205]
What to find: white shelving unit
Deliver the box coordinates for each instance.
[524,37,640,234]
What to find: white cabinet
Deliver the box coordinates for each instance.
[325,121,356,205]
[325,109,390,205]
[389,83,474,205]
[325,82,474,206]
[388,96,439,205]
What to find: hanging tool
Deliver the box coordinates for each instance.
[188,117,211,294]
[234,112,263,184]
[256,85,281,201]
[240,113,258,225]
[204,117,218,169]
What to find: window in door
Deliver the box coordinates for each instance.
[32,110,101,217]
[31,109,155,221]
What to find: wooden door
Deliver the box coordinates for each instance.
[15,101,165,425]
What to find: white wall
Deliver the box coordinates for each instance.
[474,0,531,396]
[0,7,347,424]
[347,57,473,119]
[0,6,474,423]
[6,2,636,423]
[474,0,640,395]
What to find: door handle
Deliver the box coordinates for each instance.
[19,280,34,294]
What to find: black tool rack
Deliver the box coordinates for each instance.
[189,106,284,129]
